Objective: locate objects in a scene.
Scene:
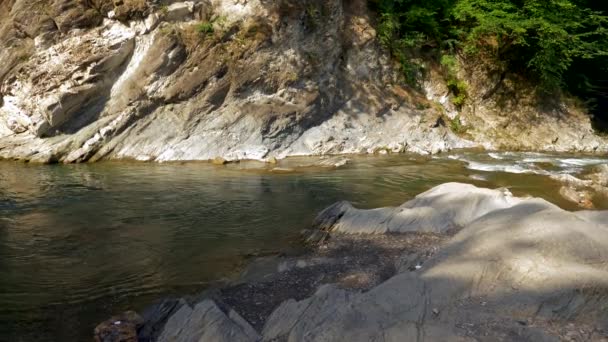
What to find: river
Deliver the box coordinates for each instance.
[1,151,607,341]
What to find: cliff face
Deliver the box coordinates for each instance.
[0,0,605,163]
[425,59,608,152]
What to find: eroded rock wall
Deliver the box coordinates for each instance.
[0,0,605,163]
[425,57,607,152]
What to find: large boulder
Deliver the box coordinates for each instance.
[312,183,519,234]
[266,183,608,341]
[152,183,608,341]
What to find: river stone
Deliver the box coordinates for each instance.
[158,299,259,342]
[94,311,143,342]
[585,164,608,186]
[559,185,594,208]
[212,157,228,165]
[313,183,519,234]
[318,156,350,168]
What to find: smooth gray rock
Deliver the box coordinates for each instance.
[422,196,608,312]
[575,210,608,227]
[158,300,259,342]
[313,183,519,234]
[138,298,186,342]
[262,285,358,341]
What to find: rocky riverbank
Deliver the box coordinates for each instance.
[552,164,608,208]
[1,0,607,164]
[95,183,608,341]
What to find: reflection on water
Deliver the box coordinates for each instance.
[0,152,606,341]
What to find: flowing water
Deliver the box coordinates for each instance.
[0,152,607,341]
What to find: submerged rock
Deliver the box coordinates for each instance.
[559,185,595,208]
[551,165,608,207]
[585,164,608,187]
[212,157,228,165]
[318,156,350,168]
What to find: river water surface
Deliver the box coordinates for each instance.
[1,152,607,341]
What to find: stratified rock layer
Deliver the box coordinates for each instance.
[0,0,606,163]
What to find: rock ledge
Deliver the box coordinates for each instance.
[111,183,608,341]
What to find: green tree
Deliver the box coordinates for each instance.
[453,0,608,90]
[373,0,608,90]
[370,0,457,85]
[372,0,456,51]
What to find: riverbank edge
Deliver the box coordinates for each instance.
[3,145,608,165]
[94,182,608,342]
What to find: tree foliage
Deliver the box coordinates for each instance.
[372,0,608,97]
